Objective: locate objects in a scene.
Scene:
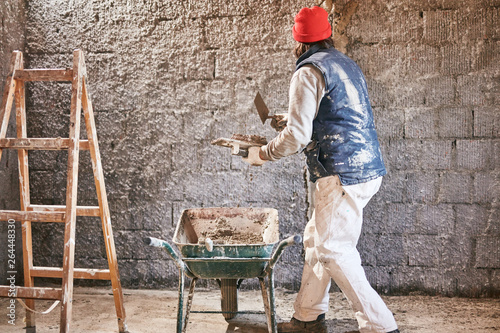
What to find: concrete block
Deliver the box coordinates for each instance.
[486,7,500,39]
[115,230,173,260]
[420,140,453,170]
[27,150,61,171]
[456,139,493,170]
[486,206,500,234]
[405,107,438,139]
[378,171,406,203]
[358,233,377,267]
[423,10,458,43]
[406,172,439,203]
[455,267,493,297]
[475,236,500,268]
[382,203,416,234]
[29,170,55,203]
[416,204,455,235]
[391,11,423,43]
[373,107,405,139]
[423,75,455,106]
[215,48,293,81]
[437,107,473,138]
[407,235,441,267]
[457,74,487,106]
[457,7,487,40]
[375,234,406,266]
[455,204,489,236]
[363,199,387,234]
[126,200,173,232]
[473,171,500,204]
[474,106,500,137]
[365,77,392,108]
[438,172,472,203]
[407,43,440,76]
[348,13,391,44]
[475,40,500,73]
[199,141,232,172]
[381,139,423,170]
[118,259,178,288]
[440,236,473,268]
[441,43,473,75]
[351,44,407,78]
[187,0,249,17]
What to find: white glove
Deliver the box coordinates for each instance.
[242,146,267,166]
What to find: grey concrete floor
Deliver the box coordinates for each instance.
[0,287,499,332]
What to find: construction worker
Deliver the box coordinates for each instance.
[243,6,399,333]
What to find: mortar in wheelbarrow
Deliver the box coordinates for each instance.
[173,207,280,279]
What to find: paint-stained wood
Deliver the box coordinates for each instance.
[31,267,111,280]
[0,286,62,300]
[28,204,100,217]
[0,210,65,222]
[0,138,90,150]
[0,51,22,162]
[14,68,73,81]
[59,49,84,333]
[14,52,37,330]
[82,72,128,332]
[0,49,128,333]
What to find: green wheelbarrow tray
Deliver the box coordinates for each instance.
[145,207,301,333]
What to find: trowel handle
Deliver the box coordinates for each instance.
[236,148,248,157]
[230,142,249,157]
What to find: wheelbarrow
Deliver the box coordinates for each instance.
[145,207,301,333]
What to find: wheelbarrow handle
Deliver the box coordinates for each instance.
[267,234,302,271]
[144,237,185,271]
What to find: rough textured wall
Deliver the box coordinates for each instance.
[0,0,498,296]
[347,0,500,297]
[0,0,25,285]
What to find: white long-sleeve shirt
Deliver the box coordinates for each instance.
[261,64,325,161]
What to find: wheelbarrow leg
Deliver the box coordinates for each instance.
[183,278,198,333]
[177,269,185,333]
[268,271,278,333]
[259,277,274,333]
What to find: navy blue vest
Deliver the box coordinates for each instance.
[297,45,386,185]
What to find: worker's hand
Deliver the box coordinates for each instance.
[270,113,288,132]
[242,146,267,166]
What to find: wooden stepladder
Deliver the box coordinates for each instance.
[0,50,128,332]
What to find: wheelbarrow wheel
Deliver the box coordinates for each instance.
[220,279,238,320]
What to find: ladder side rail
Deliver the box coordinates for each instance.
[82,73,128,332]
[0,51,22,161]
[59,49,85,333]
[14,55,37,329]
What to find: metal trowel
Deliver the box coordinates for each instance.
[254,92,288,131]
[254,92,272,124]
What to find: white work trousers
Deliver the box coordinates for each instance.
[293,175,398,333]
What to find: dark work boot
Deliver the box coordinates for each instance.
[277,314,327,333]
[387,330,400,333]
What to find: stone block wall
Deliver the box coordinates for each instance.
[0,0,498,296]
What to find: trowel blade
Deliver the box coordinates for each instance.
[254,92,270,124]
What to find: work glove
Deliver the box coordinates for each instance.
[270,113,288,132]
[242,146,267,166]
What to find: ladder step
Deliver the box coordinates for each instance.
[0,210,65,222]
[28,205,100,217]
[14,68,73,82]
[0,286,62,300]
[31,267,111,280]
[0,138,89,150]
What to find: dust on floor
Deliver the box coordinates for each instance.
[0,286,499,332]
